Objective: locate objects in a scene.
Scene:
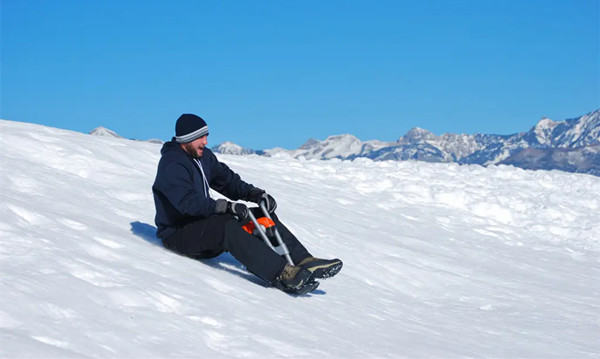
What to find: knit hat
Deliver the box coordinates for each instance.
[175,114,209,143]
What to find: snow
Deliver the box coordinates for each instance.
[1,119,600,358]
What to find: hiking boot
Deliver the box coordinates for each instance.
[275,264,319,295]
[298,256,343,279]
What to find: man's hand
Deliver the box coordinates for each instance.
[246,187,277,213]
[215,199,249,221]
[259,192,277,213]
[229,202,249,221]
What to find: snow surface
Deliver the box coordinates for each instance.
[1,119,599,358]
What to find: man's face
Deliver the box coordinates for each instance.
[182,135,208,158]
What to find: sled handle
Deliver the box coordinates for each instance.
[259,202,294,266]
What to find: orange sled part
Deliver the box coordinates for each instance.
[242,217,275,234]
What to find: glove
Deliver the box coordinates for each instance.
[246,187,277,213]
[229,202,249,221]
[215,199,249,221]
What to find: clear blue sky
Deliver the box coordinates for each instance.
[1,0,598,149]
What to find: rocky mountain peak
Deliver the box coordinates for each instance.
[400,127,436,143]
[532,117,560,146]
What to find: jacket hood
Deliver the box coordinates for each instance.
[160,139,214,160]
[161,139,185,156]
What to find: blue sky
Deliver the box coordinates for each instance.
[2,0,598,149]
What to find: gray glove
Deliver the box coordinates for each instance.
[215,199,249,221]
[246,187,277,213]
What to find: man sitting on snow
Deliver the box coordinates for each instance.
[152,114,342,294]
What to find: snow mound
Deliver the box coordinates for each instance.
[1,119,599,358]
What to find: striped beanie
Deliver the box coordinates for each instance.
[175,114,209,143]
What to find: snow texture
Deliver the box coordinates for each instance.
[1,119,599,358]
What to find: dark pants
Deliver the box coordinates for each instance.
[162,208,311,283]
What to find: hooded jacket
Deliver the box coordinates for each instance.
[152,140,255,239]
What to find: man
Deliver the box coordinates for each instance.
[153,114,342,294]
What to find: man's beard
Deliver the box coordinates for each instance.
[183,142,204,158]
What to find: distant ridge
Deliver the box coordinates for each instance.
[212,109,600,176]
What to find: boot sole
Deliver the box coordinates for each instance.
[275,278,320,295]
[303,261,343,279]
[286,280,319,295]
[275,267,319,295]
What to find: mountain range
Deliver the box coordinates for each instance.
[90,109,600,176]
[210,109,600,176]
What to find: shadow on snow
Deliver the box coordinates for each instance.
[129,221,325,296]
[129,221,268,288]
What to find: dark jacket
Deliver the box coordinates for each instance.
[152,140,255,239]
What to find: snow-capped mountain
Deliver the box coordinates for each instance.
[89,126,123,138]
[542,110,599,148]
[292,134,364,160]
[460,109,600,171]
[531,117,560,146]
[361,129,504,163]
[213,109,600,176]
[368,109,599,167]
[211,141,256,155]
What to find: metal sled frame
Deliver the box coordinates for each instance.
[247,202,295,266]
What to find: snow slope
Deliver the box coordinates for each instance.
[1,119,599,358]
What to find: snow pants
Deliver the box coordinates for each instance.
[161,208,311,283]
